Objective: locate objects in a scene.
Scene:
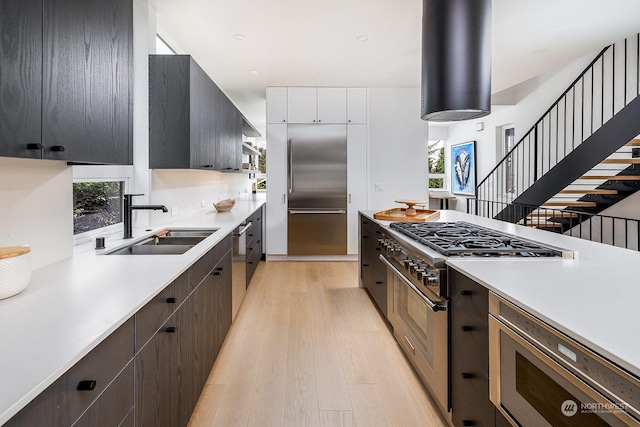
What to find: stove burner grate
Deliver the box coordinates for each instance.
[390,221,563,257]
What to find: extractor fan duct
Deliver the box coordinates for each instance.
[421,0,492,122]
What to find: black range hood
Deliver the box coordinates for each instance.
[421,0,492,122]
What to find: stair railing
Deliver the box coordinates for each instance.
[468,199,640,251]
[475,34,640,208]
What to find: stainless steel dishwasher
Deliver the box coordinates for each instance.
[232,221,252,320]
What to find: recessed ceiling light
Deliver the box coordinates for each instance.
[249,70,258,75]
[357,35,369,42]
[233,34,246,41]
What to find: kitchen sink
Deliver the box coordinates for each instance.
[106,228,218,255]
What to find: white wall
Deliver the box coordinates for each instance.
[0,158,73,268]
[149,170,251,225]
[367,88,430,210]
[444,51,598,211]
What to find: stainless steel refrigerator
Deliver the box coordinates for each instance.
[287,124,347,255]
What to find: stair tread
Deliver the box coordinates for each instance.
[558,189,618,195]
[601,158,640,164]
[527,212,579,218]
[542,201,598,207]
[518,220,564,228]
[625,139,640,146]
[578,175,640,180]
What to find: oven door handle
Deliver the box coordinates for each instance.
[379,254,446,312]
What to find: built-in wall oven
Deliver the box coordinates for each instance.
[378,232,449,416]
[489,293,640,427]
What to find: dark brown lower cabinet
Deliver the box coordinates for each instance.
[135,304,191,427]
[74,363,134,427]
[190,248,232,408]
[449,267,510,427]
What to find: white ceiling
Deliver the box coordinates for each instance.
[149,0,640,138]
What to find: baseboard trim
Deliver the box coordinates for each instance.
[266,255,358,262]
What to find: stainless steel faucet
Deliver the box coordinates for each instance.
[123,194,168,239]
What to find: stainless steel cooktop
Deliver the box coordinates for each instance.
[390,221,567,257]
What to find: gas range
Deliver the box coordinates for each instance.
[390,221,566,258]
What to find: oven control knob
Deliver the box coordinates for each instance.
[424,275,439,285]
[416,269,426,281]
[403,259,413,269]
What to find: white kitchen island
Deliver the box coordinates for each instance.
[360,209,640,379]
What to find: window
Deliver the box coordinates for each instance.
[428,140,446,189]
[73,181,124,234]
[503,126,516,193]
[156,36,175,54]
[72,165,133,245]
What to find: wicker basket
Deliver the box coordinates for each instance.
[0,246,31,300]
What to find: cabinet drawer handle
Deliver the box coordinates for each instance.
[375,281,383,285]
[248,261,253,265]
[461,325,473,332]
[166,297,176,304]
[27,143,43,150]
[212,271,220,276]
[363,264,370,267]
[460,290,472,296]
[165,327,176,333]
[77,380,97,391]
[216,267,223,271]
[461,372,474,379]
[51,145,65,152]
[404,336,415,354]
[462,420,474,426]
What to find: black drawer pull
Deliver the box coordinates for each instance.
[216,267,223,271]
[462,420,474,426]
[460,290,472,296]
[27,143,43,150]
[249,233,254,237]
[248,261,253,264]
[212,271,220,276]
[77,380,96,391]
[165,327,176,333]
[51,145,65,152]
[363,264,370,267]
[461,325,473,332]
[362,236,368,239]
[461,372,474,379]
[166,297,176,304]
[375,281,383,285]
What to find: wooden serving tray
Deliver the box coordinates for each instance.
[373,208,440,222]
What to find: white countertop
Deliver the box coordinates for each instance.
[0,196,265,425]
[361,209,640,379]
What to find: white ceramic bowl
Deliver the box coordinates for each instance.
[0,246,32,300]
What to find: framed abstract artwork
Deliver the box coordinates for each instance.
[450,141,476,196]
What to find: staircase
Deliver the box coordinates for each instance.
[471,33,640,249]
[522,139,640,231]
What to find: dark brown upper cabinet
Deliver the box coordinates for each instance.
[0,0,133,164]
[0,0,43,159]
[149,54,244,172]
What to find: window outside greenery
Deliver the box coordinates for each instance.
[73,181,124,234]
[428,140,445,189]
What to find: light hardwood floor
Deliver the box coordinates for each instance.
[188,261,449,427]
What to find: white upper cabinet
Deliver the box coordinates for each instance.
[317,88,347,123]
[347,88,367,123]
[267,87,288,123]
[287,87,317,123]
[270,86,365,124]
